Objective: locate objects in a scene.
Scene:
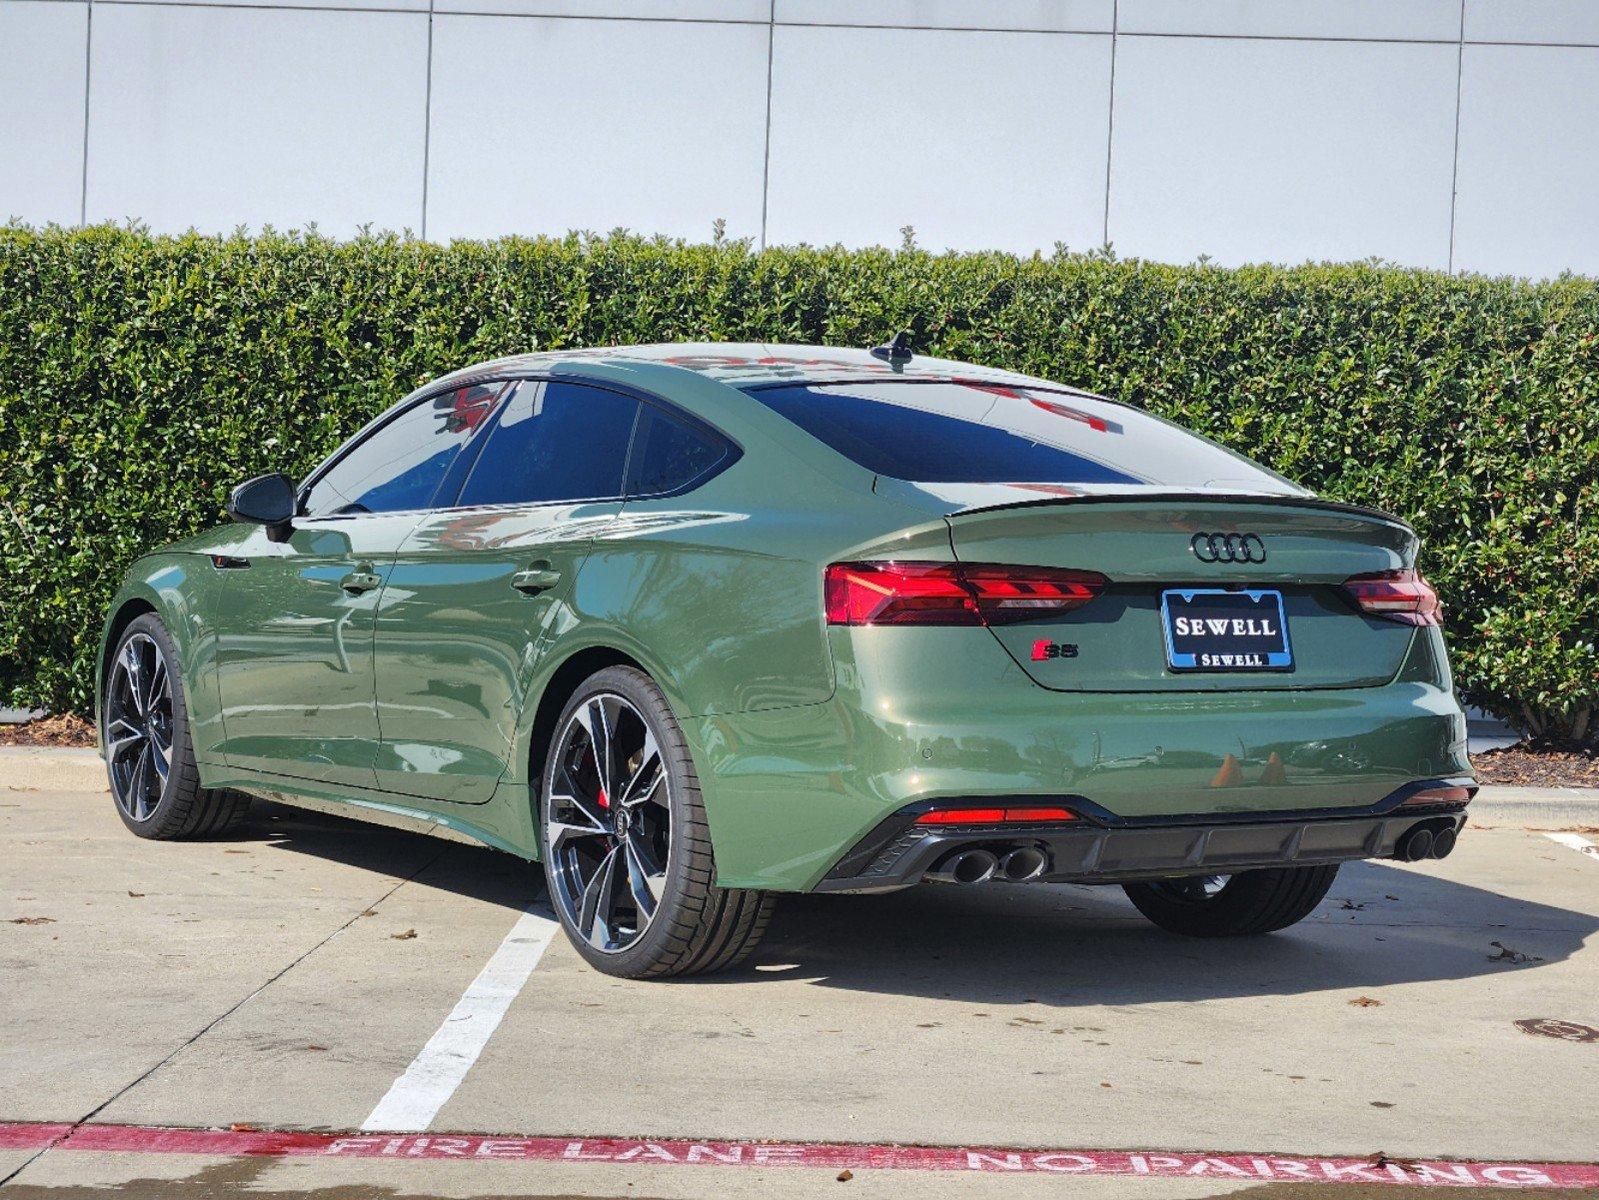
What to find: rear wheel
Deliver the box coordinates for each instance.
[539,665,773,978]
[1122,865,1339,937]
[103,614,249,839]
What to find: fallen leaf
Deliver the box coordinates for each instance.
[1099,1081,1112,1088]
[128,891,144,898]
[391,929,417,941]
[1367,1150,1416,1172]
[10,917,54,925]
[359,909,378,918]
[836,1169,853,1182]
[229,1123,259,1133]
[1488,940,1541,964]
[1370,1101,1395,1109]
[305,1045,328,1052]
[1340,899,1366,911]
[1349,996,1383,1007]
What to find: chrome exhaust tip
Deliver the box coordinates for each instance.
[1429,825,1457,860]
[998,847,1047,882]
[926,848,999,885]
[1395,824,1436,863]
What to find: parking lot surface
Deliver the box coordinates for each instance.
[3,748,1597,1197]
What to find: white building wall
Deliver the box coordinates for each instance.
[2,0,1596,278]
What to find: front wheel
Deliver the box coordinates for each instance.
[539,665,773,978]
[1122,864,1339,937]
[103,613,249,839]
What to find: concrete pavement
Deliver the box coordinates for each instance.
[3,748,1597,1196]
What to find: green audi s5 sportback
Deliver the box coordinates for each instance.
[97,342,1475,977]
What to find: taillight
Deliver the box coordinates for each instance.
[824,562,1106,627]
[914,806,1077,825]
[1340,569,1441,627]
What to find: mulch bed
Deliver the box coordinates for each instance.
[0,713,97,747]
[1472,744,1599,789]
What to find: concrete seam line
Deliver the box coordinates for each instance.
[361,905,561,1133]
[0,844,450,1189]
[1544,832,1599,862]
[0,1124,1594,1189]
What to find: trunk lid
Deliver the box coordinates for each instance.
[942,494,1419,692]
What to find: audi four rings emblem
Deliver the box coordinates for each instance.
[1190,532,1267,563]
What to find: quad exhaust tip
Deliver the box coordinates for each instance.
[998,847,1048,882]
[1397,826,1434,862]
[1395,820,1458,863]
[927,848,998,885]
[927,846,1049,885]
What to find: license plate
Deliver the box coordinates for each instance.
[1161,588,1293,672]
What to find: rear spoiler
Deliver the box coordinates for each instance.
[940,491,1416,537]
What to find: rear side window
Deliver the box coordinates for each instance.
[746,381,1301,492]
[302,383,503,517]
[627,404,728,495]
[457,381,639,507]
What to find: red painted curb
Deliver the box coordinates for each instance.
[0,1124,70,1150]
[1,1123,1595,1189]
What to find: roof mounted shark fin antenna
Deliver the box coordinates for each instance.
[869,331,914,367]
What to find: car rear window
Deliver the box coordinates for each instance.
[627,403,730,496]
[746,381,1299,491]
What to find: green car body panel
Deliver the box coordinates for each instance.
[97,344,1472,893]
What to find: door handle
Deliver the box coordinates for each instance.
[511,566,561,595]
[339,568,383,595]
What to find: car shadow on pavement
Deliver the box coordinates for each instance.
[246,801,538,913]
[730,860,1596,1005]
[243,802,1593,1006]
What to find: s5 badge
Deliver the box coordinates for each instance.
[1031,640,1080,662]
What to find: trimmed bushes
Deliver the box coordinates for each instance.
[1,226,1594,744]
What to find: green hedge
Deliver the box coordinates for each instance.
[1,225,1595,745]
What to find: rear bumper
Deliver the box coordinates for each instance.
[685,627,1471,892]
[816,778,1476,893]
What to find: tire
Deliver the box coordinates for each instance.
[1122,864,1339,937]
[539,665,773,979]
[102,613,250,840]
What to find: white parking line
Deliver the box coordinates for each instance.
[362,906,561,1132]
[1544,832,1599,862]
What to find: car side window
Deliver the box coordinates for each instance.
[627,403,728,496]
[302,383,502,517]
[456,381,640,507]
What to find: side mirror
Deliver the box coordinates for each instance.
[227,473,296,541]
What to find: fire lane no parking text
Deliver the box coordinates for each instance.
[1,1123,1595,1189]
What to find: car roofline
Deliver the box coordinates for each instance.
[738,374,1116,404]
